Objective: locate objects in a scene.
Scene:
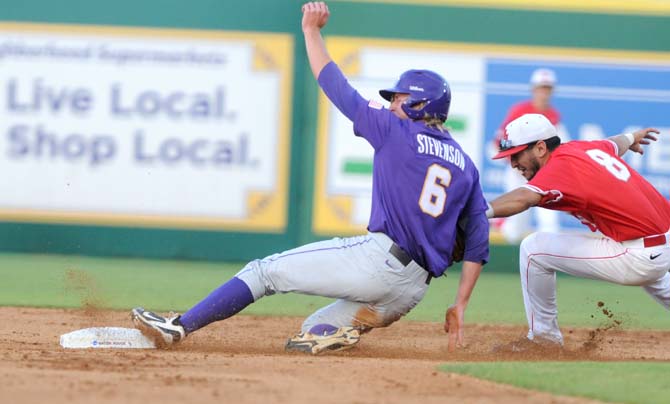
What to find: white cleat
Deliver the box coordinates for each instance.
[131,307,186,348]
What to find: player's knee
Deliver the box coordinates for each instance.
[357,309,402,329]
[234,259,271,300]
[519,232,550,274]
[520,232,554,255]
[520,232,562,276]
[519,233,537,258]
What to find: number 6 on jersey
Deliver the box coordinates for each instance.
[419,164,452,217]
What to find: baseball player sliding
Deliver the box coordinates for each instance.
[488,113,670,349]
[131,2,489,354]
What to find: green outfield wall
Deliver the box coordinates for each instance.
[0,0,668,262]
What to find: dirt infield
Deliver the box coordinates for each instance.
[3,307,670,404]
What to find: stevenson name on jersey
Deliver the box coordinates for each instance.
[416,133,465,171]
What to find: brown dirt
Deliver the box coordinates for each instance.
[3,307,670,403]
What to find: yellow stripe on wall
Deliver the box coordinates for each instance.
[331,0,670,16]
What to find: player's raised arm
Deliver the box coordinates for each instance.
[609,128,660,157]
[302,2,332,79]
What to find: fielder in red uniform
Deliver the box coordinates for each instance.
[488,113,670,347]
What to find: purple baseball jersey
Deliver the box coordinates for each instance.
[319,62,489,276]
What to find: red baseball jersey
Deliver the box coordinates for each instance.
[495,101,561,144]
[524,139,670,241]
[502,101,561,128]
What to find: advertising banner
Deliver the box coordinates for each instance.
[0,24,293,231]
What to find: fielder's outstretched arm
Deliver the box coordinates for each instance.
[302,2,332,79]
[487,187,542,219]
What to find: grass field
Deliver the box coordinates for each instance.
[441,362,670,404]
[3,251,670,403]
[3,252,669,329]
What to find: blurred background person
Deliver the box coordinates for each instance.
[493,68,569,243]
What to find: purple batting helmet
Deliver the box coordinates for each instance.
[379,69,451,122]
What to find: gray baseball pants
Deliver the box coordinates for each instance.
[236,232,430,332]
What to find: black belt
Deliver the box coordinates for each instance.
[388,243,432,285]
[389,243,413,266]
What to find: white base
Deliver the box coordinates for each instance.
[60,327,156,349]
